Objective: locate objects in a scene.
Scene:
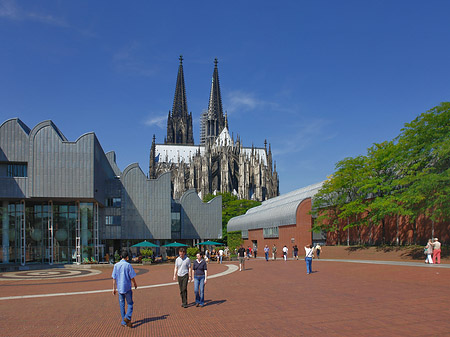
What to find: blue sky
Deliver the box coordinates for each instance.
[1,0,449,195]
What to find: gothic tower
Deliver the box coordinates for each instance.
[165,55,194,145]
[203,58,225,146]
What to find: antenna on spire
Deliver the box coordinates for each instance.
[179,55,183,64]
[214,58,218,67]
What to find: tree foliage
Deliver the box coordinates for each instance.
[312,102,450,244]
[204,192,261,245]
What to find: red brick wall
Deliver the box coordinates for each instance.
[241,198,313,256]
[326,214,450,245]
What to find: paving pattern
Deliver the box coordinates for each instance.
[0,259,449,336]
[0,268,102,281]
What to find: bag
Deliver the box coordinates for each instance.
[424,247,428,255]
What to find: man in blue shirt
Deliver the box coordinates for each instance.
[112,251,137,328]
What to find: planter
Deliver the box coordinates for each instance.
[142,261,152,265]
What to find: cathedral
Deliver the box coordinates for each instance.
[149,56,279,201]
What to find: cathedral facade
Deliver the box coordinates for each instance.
[149,56,279,201]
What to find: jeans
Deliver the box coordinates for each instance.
[194,275,205,305]
[118,290,133,324]
[219,255,222,263]
[305,257,312,274]
[265,252,269,261]
[178,274,189,305]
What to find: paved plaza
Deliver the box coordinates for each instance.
[0,258,449,336]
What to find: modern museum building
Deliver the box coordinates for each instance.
[0,118,222,266]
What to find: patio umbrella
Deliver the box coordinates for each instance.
[131,241,159,248]
[197,240,222,245]
[161,242,188,247]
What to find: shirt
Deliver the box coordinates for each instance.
[175,255,191,276]
[305,247,314,258]
[112,259,136,294]
[193,259,207,276]
[237,247,246,257]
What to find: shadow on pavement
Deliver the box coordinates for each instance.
[204,299,226,306]
[133,314,169,328]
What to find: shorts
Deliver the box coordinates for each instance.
[238,257,245,264]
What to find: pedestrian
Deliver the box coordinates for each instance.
[112,250,137,328]
[247,246,251,259]
[282,245,288,261]
[218,248,224,264]
[192,252,207,307]
[173,247,192,308]
[425,239,434,264]
[238,245,246,271]
[264,245,269,261]
[253,246,257,259]
[432,238,441,264]
[315,244,322,259]
[272,244,277,260]
[304,244,314,274]
[293,245,298,260]
[205,249,210,263]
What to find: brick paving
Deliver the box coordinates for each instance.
[0,259,449,336]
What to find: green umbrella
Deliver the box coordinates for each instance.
[197,240,222,245]
[161,242,188,247]
[131,241,159,248]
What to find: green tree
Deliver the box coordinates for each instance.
[204,192,261,245]
[312,102,450,245]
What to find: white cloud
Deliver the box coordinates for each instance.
[0,0,68,27]
[272,118,335,156]
[226,90,262,114]
[112,41,156,77]
[144,114,167,128]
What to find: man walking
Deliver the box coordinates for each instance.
[173,248,191,308]
[238,245,246,271]
[112,251,137,328]
[272,244,277,260]
[264,245,269,261]
[282,245,288,261]
[433,238,441,264]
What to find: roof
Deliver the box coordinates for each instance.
[227,181,324,231]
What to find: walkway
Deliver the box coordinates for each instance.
[0,259,448,336]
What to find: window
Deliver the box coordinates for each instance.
[106,198,121,207]
[241,230,248,239]
[263,227,279,238]
[105,216,121,225]
[7,163,27,177]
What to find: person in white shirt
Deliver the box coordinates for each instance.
[173,248,192,308]
[304,244,314,274]
[218,249,224,264]
[282,245,288,261]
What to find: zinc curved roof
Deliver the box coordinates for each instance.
[227,181,324,232]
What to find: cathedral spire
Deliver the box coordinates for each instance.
[165,55,194,144]
[172,55,188,119]
[207,58,224,127]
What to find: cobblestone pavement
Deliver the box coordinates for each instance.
[0,259,449,336]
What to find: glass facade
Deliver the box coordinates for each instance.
[0,201,98,265]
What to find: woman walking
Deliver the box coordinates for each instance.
[304,244,314,274]
[192,252,208,307]
[425,239,434,264]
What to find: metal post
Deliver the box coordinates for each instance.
[76,202,81,265]
[94,202,99,262]
[48,201,53,265]
[21,200,26,266]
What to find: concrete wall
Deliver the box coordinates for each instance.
[121,167,172,239]
[180,190,222,239]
